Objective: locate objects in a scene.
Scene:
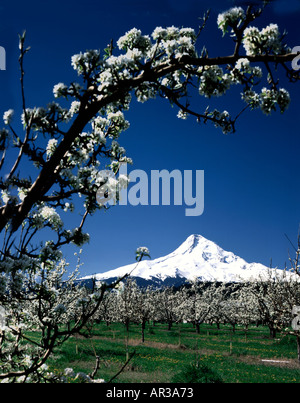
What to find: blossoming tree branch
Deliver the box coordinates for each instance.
[0,4,299,382]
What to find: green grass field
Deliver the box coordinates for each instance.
[48,322,300,383]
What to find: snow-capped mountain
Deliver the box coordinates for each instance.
[81,234,275,286]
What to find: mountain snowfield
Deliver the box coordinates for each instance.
[81,234,278,285]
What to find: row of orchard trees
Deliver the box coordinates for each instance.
[91,268,300,352]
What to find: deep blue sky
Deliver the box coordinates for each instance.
[0,0,299,276]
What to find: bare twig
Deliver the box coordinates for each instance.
[107,350,136,383]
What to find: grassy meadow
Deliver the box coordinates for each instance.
[46,322,300,383]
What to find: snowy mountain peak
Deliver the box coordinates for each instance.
[81,234,273,285]
[173,234,203,253]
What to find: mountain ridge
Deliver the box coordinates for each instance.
[81,234,274,286]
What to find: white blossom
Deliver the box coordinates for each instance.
[177,109,188,120]
[241,89,260,109]
[1,190,9,204]
[136,246,150,261]
[277,88,291,112]
[243,24,283,56]
[33,205,64,231]
[3,109,14,125]
[68,101,81,118]
[18,188,27,202]
[235,58,250,70]
[0,306,6,331]
[46,138,58,157]
[217,7,245,35]
[53,82,68,98]
[64,368,75,377]
[117,28,151,55]
[40,241,63,262]
[198,65,232,97]
[152,27,168,41]
[71,50,101,75]
[118,173,130,189]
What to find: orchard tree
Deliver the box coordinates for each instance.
[248,267,300,338]
[204,282,231,329]
[155,286,181,330]
[92,285,117,327]
[219,283,260,333]
[233,284,260,331]
[268,240,300,361]
[110,278,144,360]
[0,2,300,382]
[131,284,155,343]
[108,278,139,332]
[181,279,211,333]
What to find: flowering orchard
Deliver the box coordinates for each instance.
[0,4,299,382]
[94,271,300,341]
[92,266,300,357]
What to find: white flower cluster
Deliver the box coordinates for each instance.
[0,363,50,383]
[21,107,47,127]
[3,109,14,125]
[114,26,197,65]
[40,206,63,229]
[0,190,18,207]
[107,110,130,138]
[0,271,20,300]
[135,82,157,103]
[209,109,233,134]
[1,190,10,204]
[60,368,105,383]
[40,241,63,264]
[32,205,63,230]
[217,8,286,56]
[110,140,130,163]
[151,26,196,58]
[71,49,101,76]
[198,59,263,100]
[0,254,113,382]
[117,28,151,55]
[18,188,28,202]
[217,7,245,35]
[177,109,188,120]
[97,29,150,93]
[68,100,81,118]
[198,65,232,98]
[242,87,290,115]
[54,82,82,99]
[160,70,183,91]
[46,138,58,158]
[92,115,109,144]
[0,254,36,281]
[243,24,283,56]
[63,227,90,246]
[0,306,6,331]
[77,25,197,104]
[234,58,262,78]
[20,104,70,131]
[135,246,150,261]
[63,202,75,212]
[53,106,132,215]
[53,82,68,98]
